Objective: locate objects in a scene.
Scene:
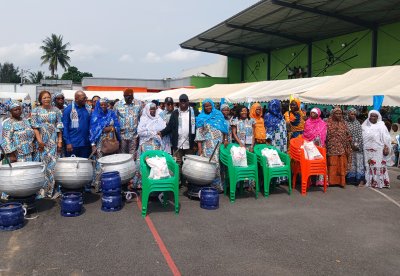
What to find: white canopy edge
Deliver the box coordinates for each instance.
[0,92,30,101]
[300,66,400,106]
[61,90,155,101]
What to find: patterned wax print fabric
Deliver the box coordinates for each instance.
[115,99,142,140]
[1,117,34,161]
[362,110,392,188]
[267,119,288,153]
[303,108,327,146]
[232,118,255,146]
[195,123,224,191]
[346,116,365,184]
[225,118,233,143]
[31,106,63,197]
[196,99,228,134]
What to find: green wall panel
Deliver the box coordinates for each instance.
[227,57,242,84]
[377,21,400,66]
[243,53,267,82]
[190,76,227,88]
[312,30,372,77]
[270,44,308,80]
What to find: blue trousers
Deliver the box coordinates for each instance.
[66,146,91,158]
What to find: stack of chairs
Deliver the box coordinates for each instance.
[219,144,259,203]
[289,137,327,195]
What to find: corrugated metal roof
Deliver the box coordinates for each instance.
[181,0,400,57]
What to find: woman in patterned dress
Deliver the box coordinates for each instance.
[32,90,63,198]
[195,99,229,192]
[1,101,35,162]
[89,98,120,192]
[345,108,365,186]
[137,103,166,153]
[326,107,352,188]
[264,99,287,152]
[362,110,393,188]
[284,98,305,140]
[232,105,256,189]
[220,103,233,144]
[232,105,255,151]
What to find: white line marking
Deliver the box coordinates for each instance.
[368,187,400,208]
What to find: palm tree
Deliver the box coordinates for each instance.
[29,71,45,83]
[40,34,73,77]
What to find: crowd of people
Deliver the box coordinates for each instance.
[0,89,399,200]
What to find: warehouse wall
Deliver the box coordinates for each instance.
[190,76,228,88]
[228,21,400,82]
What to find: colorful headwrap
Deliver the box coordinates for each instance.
[250,103,266,140]
[99,97,108,103]
[8,100,21,110]
[220,103,230,111]
[89,101,120,144]
[303,107,327,146]
[196,98,228,134]
[264,99,284,133]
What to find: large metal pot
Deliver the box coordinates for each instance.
[182,155,217,186]
[0,162,45,197]
[98,154,135,184]
[55,155,94,189]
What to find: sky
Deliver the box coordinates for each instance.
[0,0,258,79]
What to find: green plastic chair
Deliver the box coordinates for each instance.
[140,150,180,217]
[254,144,292,197]
[219,143,259,203]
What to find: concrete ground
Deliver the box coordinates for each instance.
[1,168,400,276]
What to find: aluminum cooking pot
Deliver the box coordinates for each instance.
[0,162,45,197]
[182,155,217,186]
[98,154,135,184]
[55,155,94,189]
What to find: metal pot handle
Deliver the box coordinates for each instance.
[41,164,46,173]
[182,156,186,162]
[23,206,27,216]
[76,161,80,169]
[198,190,202,198]
[71,154,76,158]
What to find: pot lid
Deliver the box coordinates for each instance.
[98,154,133,165]
[184,154,216,164]
[0,161,43,170]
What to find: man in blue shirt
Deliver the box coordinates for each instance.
[62,91,91,158]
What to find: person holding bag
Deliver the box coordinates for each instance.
[90,98,121,192]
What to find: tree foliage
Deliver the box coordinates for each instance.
[29,71,45,84]
[0,62,20,83]
[40,34,73,77]
[61,66,93,83]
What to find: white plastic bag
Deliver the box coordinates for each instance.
[261,148,284,167]
[303,141,323,160]
[146,156,170,179]
[230,146,247,167]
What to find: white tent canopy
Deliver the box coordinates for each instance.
[143,88,198,102]
[228,76,335,103]
[300,66,400,106]
[190,83,254,102]
[0,92,30,101]
[62,90,155,101]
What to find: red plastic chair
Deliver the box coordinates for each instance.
[289,137,327,195]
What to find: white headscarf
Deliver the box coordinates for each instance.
[362,110,391,150]
[137,103,166,145]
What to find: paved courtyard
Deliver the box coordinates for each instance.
[1,168,400,275]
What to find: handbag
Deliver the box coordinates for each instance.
[101,127,120,155]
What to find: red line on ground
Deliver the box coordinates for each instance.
[136,198,181,276]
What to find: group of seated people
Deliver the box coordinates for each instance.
[0,88,398,201]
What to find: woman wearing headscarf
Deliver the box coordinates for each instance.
[303,107,327,147]
[264,99,287,152]
[220,103,233,144]
[284,98,305,140]
[232,105,255,151]
[195,99,229,192]
[1,101,35,162]
[89,98,121,192]
[326,107,352,187]
[362,110,393,188]
[137,102,166,153]
[32,90,63,198]
[250,103,266,144]
[345,108,365,186]
[303,107,327,186]
[53,92,67,113]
